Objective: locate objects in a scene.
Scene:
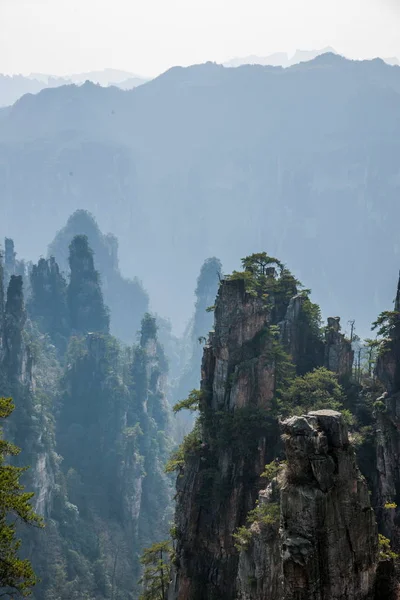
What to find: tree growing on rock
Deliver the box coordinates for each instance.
[139,541,171,600]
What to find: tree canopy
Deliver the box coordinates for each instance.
[279,367,345,417]
[0,397,42,597]
[139,541,171,600]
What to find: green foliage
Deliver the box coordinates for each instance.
[139,541,171,600]
[378,534,399,561]
[295,297,325,375]
[261,460,286,482]
[278,367,345,417]
[228,253,283,300]
[233,502,280,551]
[371,310,400,359]
[0,397,43,597]
[173,389,203,414]
[350,425,374,449]
[140,313,158,346]
[384,502,398,510]
[363,338,380,376]
[227,253,304,322]
[165,423,202,473]
[266,325,295,401]
[241,252,283,276]
[373,399,387,413]
[0,238,173,600]
[372,311,400,339]
[300,297,322,338]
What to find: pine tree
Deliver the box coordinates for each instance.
[0,397,42,597]
[139,541,171,600]
[67,235,110,335]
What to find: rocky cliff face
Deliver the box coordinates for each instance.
[372,276,400,551]
[237,411,378,600]
[281,410,377,600]
[170,268,386,600]
[324,316,354,378]
[375,393,400,549]
[169,277,279,600]
[236,477,282,600]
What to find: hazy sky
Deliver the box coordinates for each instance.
[1,0,400,76]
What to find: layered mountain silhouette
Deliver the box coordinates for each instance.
[0,69,148,107]
[224,46,338,67]
[1,53,400,334]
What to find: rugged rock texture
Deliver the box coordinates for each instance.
[281,410,377,600]
[236,479,282,600]
[324,316,354,378]
[170,266,388,600]
[279,294,324,376]
[170,270,364,600]
[375,394,400,545]
[236,411,379,600]
[169,278,280,600]
[373,275,400,553]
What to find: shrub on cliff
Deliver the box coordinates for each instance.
[278,367,346,417]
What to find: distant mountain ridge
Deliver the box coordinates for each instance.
[224,47,400,68]
[0,68,149,107]
[2,50,400,107]
[224,46,339,67]
[2,53,400,335]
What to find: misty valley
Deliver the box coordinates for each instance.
[2,53,400,600]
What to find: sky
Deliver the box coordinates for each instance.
[1,0,400,77]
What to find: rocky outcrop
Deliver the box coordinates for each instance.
[169,262,390,600]
[281,410,377,600]
[169,269,370,600]
[2,275,28,384]
[4,238,16,279]
[324,316,354,378]
[373,275,400,551]
[236,479,282,600]
[169,278,280,600]
[374,393,400,546]
[236,411,379,600]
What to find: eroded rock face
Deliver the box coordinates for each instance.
[169,279,279,600]
[170,277,380,600]
[281,410,378,600]
[236,411,379,600]
[324,317,354,378]
[373,276,400,550]
[374,393,400,547]
[236,479,282,600]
